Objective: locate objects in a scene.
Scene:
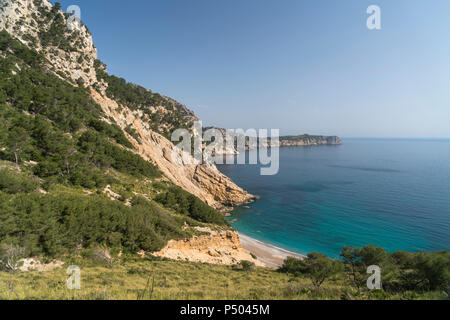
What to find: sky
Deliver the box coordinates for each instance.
[54,0,450,138]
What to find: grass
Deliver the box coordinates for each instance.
[0,255,444,300]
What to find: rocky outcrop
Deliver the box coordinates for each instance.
[0,0,98,86]
[152,227,264,266]
[90,89,256,209]
[19,258,64,272]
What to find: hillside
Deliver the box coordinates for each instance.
[0,0,448,301]
[0,0,257,265]
[0,0,255,210]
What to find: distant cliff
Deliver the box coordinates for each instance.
[203,128,342,153]
[277,135,342,147]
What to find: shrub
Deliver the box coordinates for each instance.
[0,244,25,272]
[0,169,39,194]
[155,186,227,225]
[232,260,255,272]
[278,256,304,276]
[0,192,189,257]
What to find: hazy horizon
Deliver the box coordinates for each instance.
[54,0,450,138]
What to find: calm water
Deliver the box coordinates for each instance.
[217,139,450,258]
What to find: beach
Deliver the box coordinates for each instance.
[239,234,305,268]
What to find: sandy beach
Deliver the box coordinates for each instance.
[239,234,306,268]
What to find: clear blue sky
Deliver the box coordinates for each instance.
[54,0,450,138]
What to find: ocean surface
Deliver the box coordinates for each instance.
[217,139,450,258]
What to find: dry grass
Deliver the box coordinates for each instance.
[0,256,442,300]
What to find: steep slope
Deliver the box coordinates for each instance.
[0,0,97,85]
[90,88,256,209]
[0,0,259,267]
[0,0,255,209]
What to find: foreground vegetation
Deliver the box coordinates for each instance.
[0,253,447,300]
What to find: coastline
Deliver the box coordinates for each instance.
[239,233,306,268]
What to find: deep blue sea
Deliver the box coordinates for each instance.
[217,139,450,258]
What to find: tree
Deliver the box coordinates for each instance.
[414,251,450,291]
[0,244,25,272]
[6,127,29,165]
[301,252,343,289]
[279,254,343,289]
[278,256,304,276]
[0,244,25,299]
[340,246,364,290]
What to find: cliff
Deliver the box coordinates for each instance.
[90,89,257,209]
[0,0,98,86]
[0,0,255,210]
[152,227,264,266]
[277,135,342,147]
[203,127,342,155]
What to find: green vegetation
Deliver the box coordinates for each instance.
[0,189,191,256]
[0,30,226,262]
[0,5,447,301]
[279,245,450,298]
[0,168,39,194]
[280,253,343,289]
[0,253,446,300]
[88,119,134,149]
[155,186,228,226]
[37,2,75,52]
[0,31,160,188]
[94,59,193,139]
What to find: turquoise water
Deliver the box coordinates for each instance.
[217,139,450,258]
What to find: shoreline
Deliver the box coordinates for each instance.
[239,233,306,268]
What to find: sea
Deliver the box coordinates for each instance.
[217,138,450,258]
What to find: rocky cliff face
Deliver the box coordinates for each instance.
[0,0,98,86]
[90,89,256,209]
[152,227,264,266]
[0,0,255,210]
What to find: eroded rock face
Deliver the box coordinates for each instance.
[0,0,99,86]
[90,89,257,209]
[0,0,256,210]
[152,227,264,267]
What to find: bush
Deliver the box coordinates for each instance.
[278,256,304,275]
[155,186,227,225]
[232,260,255,272]
[413,251,450,291]
[0,169,39,194]
[280,254,343,289]
[0,192,189,257]
[0,244,25,272]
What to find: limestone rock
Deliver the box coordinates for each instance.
[152,227,264,267]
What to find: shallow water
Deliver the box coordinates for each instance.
[217,139,450,258]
